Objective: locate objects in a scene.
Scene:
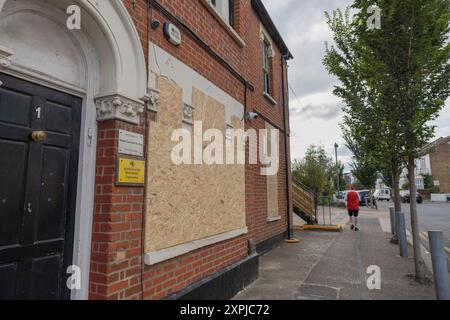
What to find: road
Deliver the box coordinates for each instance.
[377,201,450,254]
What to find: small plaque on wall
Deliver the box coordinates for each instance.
[118,129,144,157]
[116,156,146,186]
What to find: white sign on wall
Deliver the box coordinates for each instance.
[118,130,144,157]
[163,23,182,46]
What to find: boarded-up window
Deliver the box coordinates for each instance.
[265,122,279,221]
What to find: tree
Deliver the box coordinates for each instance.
[292,145,336,196]
[323,6,406,218]
[329,161,347,191]
[323,1,450,281]
[423,174,440,194]
[379,165,396,189]
[351,160,378,189]
[347,137,379,189]
[391,0,450,282]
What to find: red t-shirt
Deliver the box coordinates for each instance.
[346,191,360,211]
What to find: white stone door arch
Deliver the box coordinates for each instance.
[0,0,147,299]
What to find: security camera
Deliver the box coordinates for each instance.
[151,20,161,30]
[246,112,259,121]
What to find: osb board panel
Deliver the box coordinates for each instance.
[265,122,279,219]
[145,77,246,253]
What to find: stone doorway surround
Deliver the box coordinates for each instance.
[0,0,147,300]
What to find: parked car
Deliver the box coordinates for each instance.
[400,190,423,204]
[357,190,377,207]
[373,188,391,202]
[336,191,350,206]
[357,190,370,206]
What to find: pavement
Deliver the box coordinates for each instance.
[234,207,438,300]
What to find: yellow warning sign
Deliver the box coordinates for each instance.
[117,157,145,186]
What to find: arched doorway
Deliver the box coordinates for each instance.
[0,0,147,299]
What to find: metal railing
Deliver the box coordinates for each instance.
[315,196,334,226]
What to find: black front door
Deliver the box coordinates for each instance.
[0,74,81,300]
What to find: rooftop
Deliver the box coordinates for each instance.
[251,0,293,60]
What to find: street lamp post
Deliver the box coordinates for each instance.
[334,143,340,194]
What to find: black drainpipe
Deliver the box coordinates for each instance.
[281,54,293,240]
[243,81,248,121]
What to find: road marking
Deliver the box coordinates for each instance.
[419,231,450,254]
[420,233,428,242]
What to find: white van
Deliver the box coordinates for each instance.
[373,188,391,202]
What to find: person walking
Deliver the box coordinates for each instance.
[346,186,360,231]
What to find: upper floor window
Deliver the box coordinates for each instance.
[210,0,235,27]
[263,40,271,95]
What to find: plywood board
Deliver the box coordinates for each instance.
[145,77,246,253]
[266,122,279,219]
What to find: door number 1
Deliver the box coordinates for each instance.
[35,107,42,119]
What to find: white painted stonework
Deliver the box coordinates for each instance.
[148,42,245,126]
[0,45,13,68]
[146,88,161,112]
[96,94,145,125]
[0,0,147,300]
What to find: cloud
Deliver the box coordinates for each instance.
[262,0,450,168]
[263,0,353,96]
[290,102,342,121]
[336,145,353,157]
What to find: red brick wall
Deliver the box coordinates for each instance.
[89,120,146,300]
[243,4,290,245]
[148,0,246,102]
[88,0,291,300]
[142,225,248,300]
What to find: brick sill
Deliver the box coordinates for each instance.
[200,0,246,48]
[263,92,277,105]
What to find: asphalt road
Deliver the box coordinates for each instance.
[377,201,450,254]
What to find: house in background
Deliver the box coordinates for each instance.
[399,136,450,197]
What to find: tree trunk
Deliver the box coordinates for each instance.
[390,166,401,243]
[392,166,402,213]
[408,156,427,282]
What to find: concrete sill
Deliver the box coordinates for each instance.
[267,216,281,223]
[263,92,277,105]
[200,0,246,48]
[145,227,248,266]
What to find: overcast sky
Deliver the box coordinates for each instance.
[262,0,450,171]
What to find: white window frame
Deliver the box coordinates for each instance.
[263,40,271,94]
[210,0,231,25]
[260,26,277,105]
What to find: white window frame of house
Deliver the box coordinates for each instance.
[416,177,424,190]
[263,40,271,94]
[260,26,276,105]
[202,0,244,47]
[210,0,232,25]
